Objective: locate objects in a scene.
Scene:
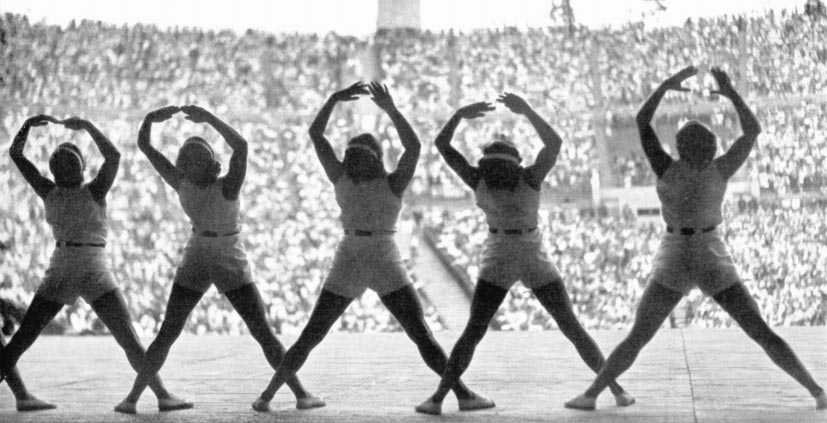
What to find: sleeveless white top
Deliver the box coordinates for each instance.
[657,160,726,228]
[44,185,108,244]
[177,179,241,234]
[334,176,401,232]
[474,178,540,230]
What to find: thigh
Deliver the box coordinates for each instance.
[380,285,427,329]
[156,284,204,337]
[224,284,268,326]
[626,282,684,343]
[467,279,509,325]
[696,235,741,296]
[298,290,354,340]
[477,241,520,290]
[711,283,771,335]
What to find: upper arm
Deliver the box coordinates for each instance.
[309,132,343,183]
[714,134,757,180]
[525,146,557,189]
[221,142,247,200]
[637,120,674,178]
[87,153,121,202]
[9,153,55,199]
[437,145,480,190]
[140,145,183,190]
[388,143,420,197]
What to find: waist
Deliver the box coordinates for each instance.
[193,229,241,237]
[489,226,537,235]
[666,225,717,236]
[55,241,106,248]
[343,229,396,237]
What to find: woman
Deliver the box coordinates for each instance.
[251,82,492,413]
[415,93,635,415]
[565,66,826,410]
[114,105,324,413]
[1,114,191,412]
[1,298,56,412]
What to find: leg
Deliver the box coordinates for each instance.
[380,285,493,410]
[0,295,62,377]
[90,290,191,412]
[415,279,507,415]
[224,284,324,409]
[532,280,633,405]
[565,282,682,410]
[0,334,57,412]
[253,289,352,411]
[712,283,825,409]
[115,284,203,413]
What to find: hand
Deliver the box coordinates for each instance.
[710,66,736,99]
[24,114,59,128]
[455,102,495,120]
[60,117,91,131]
[661,65,697,92]
[145,105,180,123]
[181,105,213,123]
[368,81,396,112]
[332,81,369,102]
[497,92,532,115]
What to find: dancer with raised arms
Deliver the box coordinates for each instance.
[565,66,827,411]
[115,105,324,413]
[252,82,493,413]
[415,93,634,415]
[2,114,191,412]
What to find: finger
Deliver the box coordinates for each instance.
[675,88,691,92]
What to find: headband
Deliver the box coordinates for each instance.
[183,138,215,159]
[346,143,379,159]
[52,145,85,169]
[481,152,520,164]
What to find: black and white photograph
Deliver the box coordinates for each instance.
[0,0,825,421]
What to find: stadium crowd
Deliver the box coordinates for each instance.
[1,8,825,334]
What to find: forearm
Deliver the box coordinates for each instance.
[9,125,31,158]
[435,114,461,152]
[636,85,667,127]
[85,123,120,160]
[387,108,420,151]
[207,115,247,151]
[309,96,338,139]
[524,109,562,152]
[727,91,761,137]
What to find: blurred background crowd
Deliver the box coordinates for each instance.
[0,8,825,335]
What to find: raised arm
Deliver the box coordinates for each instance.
[435,102,494,190]
[308,82,368,184]
[497,92,561,188]
[369,82,420,197]
[8,115,59,199]
[138,106,184,190]
[710,67,761,180]
[636,65,697,178]
[62,117,120,203]
[181,105,247,201]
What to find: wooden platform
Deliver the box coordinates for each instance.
[0,328,825,422]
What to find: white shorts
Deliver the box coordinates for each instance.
[650,228,740,296]
[37,246,118,305]
[323,235,412,299]
[477,230,562,290]
[173,234,254,294]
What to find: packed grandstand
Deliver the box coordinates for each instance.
[0,9,825,335]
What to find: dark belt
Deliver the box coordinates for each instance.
[489,227,537,235]
[196,230,240,237]
[344,229,396,236]
[666,225,717,236]
[55,241,106,248]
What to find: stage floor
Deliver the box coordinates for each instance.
[0,327,825,422]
